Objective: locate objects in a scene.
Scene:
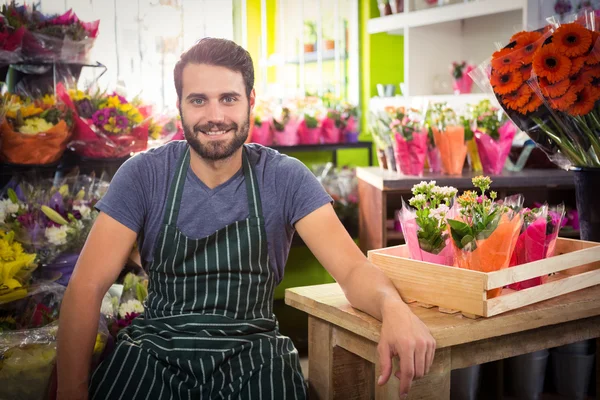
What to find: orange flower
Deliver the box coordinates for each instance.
[582,65,600,82]
[491,50,520,74]
[520,64,533,81]
[509,31,529,44]
[515,40,542,65]
[553,23,593,57]
[586,48,600,65]
[570,71,593,92]
[589,77,600,102]
[549,86,580,111]
[517,94,543,115]
[533,44,572,83]
[539,77,570,98]
[514,31,543,48]
[502,85,532,110]
[568,87,596,116]
[490,70,524,95]
[570,56,587,76]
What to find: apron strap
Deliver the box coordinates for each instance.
[242,146,264,220]
[163,145,190,227]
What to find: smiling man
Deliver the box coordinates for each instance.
[57,38,435,400]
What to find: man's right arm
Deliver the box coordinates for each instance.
[56,212,138,399]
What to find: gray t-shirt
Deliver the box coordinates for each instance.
[95,141,333,283]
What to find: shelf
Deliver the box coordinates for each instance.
[269,141,372,153]
[367,0,525,35]
[369,93,492,112]
[285,50,348,65]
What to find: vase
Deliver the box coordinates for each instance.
[505,350,549,400]
[551,349,595,400]
[573,168,600,241]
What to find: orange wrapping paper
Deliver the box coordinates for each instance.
[0,120,70,165]
[454,213,523,298]
[433,125,468,175]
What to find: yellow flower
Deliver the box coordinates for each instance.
[18,117,55,135]
[127,109,143,124]
[149,123,162,140]
[6,103,44,119]
[0,231,36,293]
[118,103,133,112]
[42,94,56,106]
[103,123,122,134]
[69,89,90,101]
[105,96,122,109]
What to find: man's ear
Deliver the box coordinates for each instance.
[249,89,256,110]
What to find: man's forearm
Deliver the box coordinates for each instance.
[57,284,103,397]
[339,260,409,321]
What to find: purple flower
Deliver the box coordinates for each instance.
[17,212,36,228]
[111,93,128,104]
[48,192,64,214]
[107,108,118,119]
[554,0,572,15]
[76,99,94,119]
[116,115,129,129]
[92,109,108,126]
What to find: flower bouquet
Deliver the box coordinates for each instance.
[427,102,468,175]
[1,2,99,64]
[0,16,25,64]
[423,107,442,173]
[272,106,300,146]
[250,99,273,146]
[508,204,566,290]
[107,272,147,340]
[471,99,518,174]
[367,112,395,171]
[0,229,37,304]
[341,102,360,143]
[0,92,73,165]
[448,176,523,298]
[388,106,429,176]
[451,61,476,94]
[57,83,149,159]
[146,111,183,150]
[1,173,108,286]
[459,104,483,172]
[399,181,458,265]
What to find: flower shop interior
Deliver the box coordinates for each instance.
[2,0,600,399]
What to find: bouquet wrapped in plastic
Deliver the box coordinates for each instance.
[448,176,523,298]
[470,11,600,170]
[470,99,518,174]
[57,83,149,159]
[146,111,183,149]
[0,15,25,64]
[272,105,300,146]
[398,181,457,265]
[1,172,109,286]
[0,93,73,165]
[507,204,566,290]
[387,106,428,176]
[1,3,99,64]
[0,230,37,304]
[427,102,468,175]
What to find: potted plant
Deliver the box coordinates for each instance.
[303,21,317,53]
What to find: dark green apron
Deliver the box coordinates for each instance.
[89,146,306,399]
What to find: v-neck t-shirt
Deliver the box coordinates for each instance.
[95,141,333,283]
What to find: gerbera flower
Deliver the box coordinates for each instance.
[570,71,593,92]
[586,48,600,65]
[589,77,600,101]
[513,31,543,48]
[568,87,596,116]
[502,85,532,110]
[539,77,570,98]
[570,56,587,76]
[491,50,520,74]
[492,47,513,60]
[553,23,593,57]
[533,44,572,83]
[517,95,543,115]
[515,38,543,65]
[549,86,579,111]
[509,31,529,44]
[520,64,533,81]
[582,65,600,82]
[491,70,524,95]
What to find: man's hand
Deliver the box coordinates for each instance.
[377,300,436,399]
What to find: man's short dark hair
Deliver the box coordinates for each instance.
[174,38,254,101]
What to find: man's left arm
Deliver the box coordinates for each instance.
[296,203,436,399]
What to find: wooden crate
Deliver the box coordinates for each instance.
[367,238,600,317]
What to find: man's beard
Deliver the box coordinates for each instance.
[181,110,250,161]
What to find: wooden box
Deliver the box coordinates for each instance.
[367,238,600,317]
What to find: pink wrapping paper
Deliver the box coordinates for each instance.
[508,217,547,291]
[321,117,342,144]
[474,121,517,175]
[274,118,300,146]
[399,205,455,266]
[427,147,442,173]
[298,120,321,144]
[251,121,273,146]
[393,130,428,176]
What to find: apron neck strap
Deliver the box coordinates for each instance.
[164,145,263,227]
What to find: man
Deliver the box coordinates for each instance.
[57,38,435,400]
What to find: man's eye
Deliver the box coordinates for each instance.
[223,97,236,103]
[191,99,204,105]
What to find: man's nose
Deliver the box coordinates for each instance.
[205,101,225,124]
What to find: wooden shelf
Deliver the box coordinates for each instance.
[367,0,525,35]
[369,93,491,112]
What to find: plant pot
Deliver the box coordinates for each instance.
[451,364,481,400]
[378,1,393,17]
[573,167,600,241]
[324,39,335,50]
[551,350,595,399]
[304,43,315,53]
[505,350,549,400]
[553,340,593,355]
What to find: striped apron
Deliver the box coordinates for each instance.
[89,146,307,399]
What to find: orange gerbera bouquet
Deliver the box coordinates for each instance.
[471,9,600,169]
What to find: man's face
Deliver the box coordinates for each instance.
[178,63,254,161]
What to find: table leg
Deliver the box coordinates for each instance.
[375,347,451,400]
[308,317,333,399]
[597,338,600,400]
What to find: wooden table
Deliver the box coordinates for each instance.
[356,167,576,252]
[285,283,600,399]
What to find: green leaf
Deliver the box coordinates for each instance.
[461,235,474,248]
[7,188,18,204]
[136,283,148,302]
[448,219,473,249]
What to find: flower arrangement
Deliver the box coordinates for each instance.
[0,92,73,165]
[451,61,475,94]
[0,230,37,302]
[387,106,429,176]
[399,181,457,265]
[471,12,600,169]
[0,17,24,63]
[1,2,99,63]
[57,83,149,159]
[448,176,523,298]
[426,102,468,175]
[107,272,147,339]
[272,105,300,146]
